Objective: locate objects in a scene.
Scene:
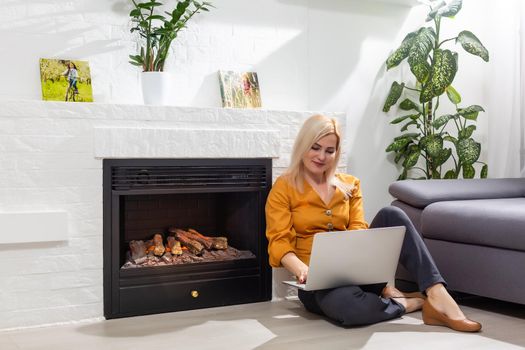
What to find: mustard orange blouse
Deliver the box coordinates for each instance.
[265,173,369,267]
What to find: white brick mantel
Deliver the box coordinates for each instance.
[0,100,345,330]
[93,127,280,159]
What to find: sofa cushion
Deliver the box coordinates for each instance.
[389,178,525,208]
[421,198,525,251]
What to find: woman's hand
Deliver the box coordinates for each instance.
[281,252,309,283]
[296,268,308,284]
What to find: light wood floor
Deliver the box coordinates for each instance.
[2,296,525,350]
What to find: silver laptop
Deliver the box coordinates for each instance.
[283,226,406,291]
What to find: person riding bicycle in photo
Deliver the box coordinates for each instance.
[62,61,79,95]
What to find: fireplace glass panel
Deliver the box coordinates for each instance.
[120,191,260,269]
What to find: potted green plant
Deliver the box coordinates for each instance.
[129,0,213,104]
[383,0,489,180]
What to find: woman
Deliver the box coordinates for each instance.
[265,114,481,331]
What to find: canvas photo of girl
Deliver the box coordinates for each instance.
[39,58,93,102]
[218,70,261,108]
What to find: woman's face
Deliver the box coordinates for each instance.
[302,133,338,179]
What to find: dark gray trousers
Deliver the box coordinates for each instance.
[298,206,446,327]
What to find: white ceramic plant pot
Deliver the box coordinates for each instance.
[140,71,175,105]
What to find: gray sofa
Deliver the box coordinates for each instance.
[389,178,525,305]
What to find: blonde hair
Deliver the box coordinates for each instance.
[284,114,354,196]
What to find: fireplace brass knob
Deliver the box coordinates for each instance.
[191,290,199,298]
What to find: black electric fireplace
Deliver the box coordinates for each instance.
[103,158,272,319]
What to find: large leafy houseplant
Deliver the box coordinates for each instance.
[383,0,489,180]
[129,0,213,71]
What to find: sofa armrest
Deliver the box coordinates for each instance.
[389,178,525,208]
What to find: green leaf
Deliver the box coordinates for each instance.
[154,28,172,35]
[443,135,458,145]
[129,8,142,17]
[424,134,444,158]
[390,114,411,124]
[171,0,191,23]
[401,120,418,132]
[394,132,419,141]
[179,1,191,12]
[399,98,420,112]
[420,49,458,103]
[480,164,488,178]
[386,138,412,152]
[435,148,452,166]
[163,21,174,30]
[444,169,457,179]
[426,1,447,21]
[146,14,166,21]
[456,30,489,62]
[462,163,475,178]
[403,149,420,168]
[458,125,477,139]
[457,138,481,165]
[411,61,432,84]
[408,27,435,82]
[432,114,455,129]
[446,85,461,104]
[386,31,417,70]
[137,2,163,9]
[128,54,144,64]
[438,0,462,18]
[383,82,405,112]
[391,114,419,124]
[458,105,485,120]
[418,135,428,150]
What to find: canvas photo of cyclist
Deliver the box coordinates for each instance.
[39,58,93,102]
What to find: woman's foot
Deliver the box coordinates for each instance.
[382,285,425,313]
[382,285,426,299]
[423,284,481,332]
[425,284,465,320]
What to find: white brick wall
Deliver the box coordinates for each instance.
[0,100,345,329]
[0,0,313,110]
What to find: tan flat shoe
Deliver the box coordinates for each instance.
[422,299,482,332]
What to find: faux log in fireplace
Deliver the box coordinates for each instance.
[103,158,272,319]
